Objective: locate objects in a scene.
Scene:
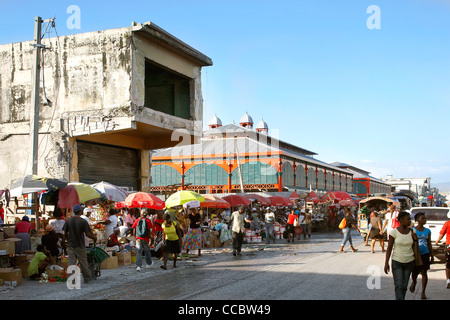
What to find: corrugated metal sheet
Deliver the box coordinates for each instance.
[77,141,140,191]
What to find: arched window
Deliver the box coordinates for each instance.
[307,167,317,190]
[151,164,182,186]
[231,161,278,185]
[282,162,294,186]
[296,165,306,187]
[184,163,228,186]
[317,170,325,190]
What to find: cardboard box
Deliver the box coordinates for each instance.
[0,240,15,255]
[2,227,15,238]
[101,256,118,269]
[0,268,22,286]
[17,262,30,278]
[116,252,131,266]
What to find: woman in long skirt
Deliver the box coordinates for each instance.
[183,208,202,256]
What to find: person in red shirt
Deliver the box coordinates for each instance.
[132,209,154,271]
[286,209,298,243]
[14,215,32,254]
[436,220,450,288]
[0,202,5,222]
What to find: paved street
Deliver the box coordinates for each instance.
[3,230,449,302]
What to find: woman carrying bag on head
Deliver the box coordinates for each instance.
[384,211,419,300]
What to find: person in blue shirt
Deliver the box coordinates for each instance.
[409,212,434,299]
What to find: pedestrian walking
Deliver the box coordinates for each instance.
[369,211,385,253]
[183,207,203,256]
[409,212,433,299]
[339,208,360,253]
[264,207,276,244]
[132,209,154,271]
[229,205,251,256]
[384,211,417,300]
[286,209,298,243]
[63,204,97,283]
[304,208,312,238]
[298,209,307,240]
[382,204,399,239]
[435,214,450,289]
[161,212,182,269]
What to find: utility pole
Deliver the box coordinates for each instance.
[29,16,42,176]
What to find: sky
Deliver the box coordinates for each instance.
[1,0,449,185]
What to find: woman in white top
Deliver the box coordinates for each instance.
[384,211,417,300]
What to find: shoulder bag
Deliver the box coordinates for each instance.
[411,230,423,267]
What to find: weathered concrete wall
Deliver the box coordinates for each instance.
[131,32,203,137]
[0,24,209,189]
[0,27,134,186]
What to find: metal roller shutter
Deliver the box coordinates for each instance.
[77,140,140,191]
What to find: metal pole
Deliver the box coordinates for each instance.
[30,16,42,175]
[29,16,42,232]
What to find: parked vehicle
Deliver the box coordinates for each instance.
[357,196,400,240]
[410,206,450,257]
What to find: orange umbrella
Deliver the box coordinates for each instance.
[200,195,231,208]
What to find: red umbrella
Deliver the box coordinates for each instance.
[243,194,271,206]
[305,191,320,204]
[200,195,231,208]
[222,194,251,207]
[269,196,294,207]
[288,191,300,201]
[124,192,165,209]
[339,200,356,207]
[322,191,352,203]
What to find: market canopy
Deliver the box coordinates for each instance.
[8,175,67,198]
[124,192,165,209]
[165,190,205,208]
[222,194,251,207]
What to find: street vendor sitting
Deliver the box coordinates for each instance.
[106,227,123,253]
[28,244,51,280]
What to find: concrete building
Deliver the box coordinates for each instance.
[0,21,212,192]
[382,175,431,198]
[150,113,354,194]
